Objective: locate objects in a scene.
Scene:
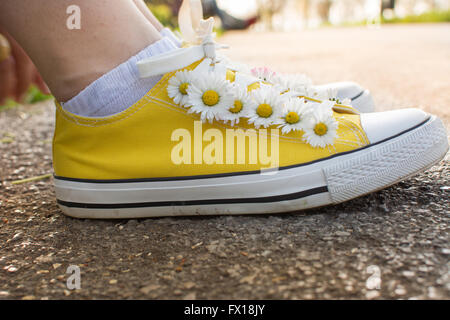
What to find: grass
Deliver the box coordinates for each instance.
[322,10,450,28]
[382,10,450,24]
[0,86,53,112]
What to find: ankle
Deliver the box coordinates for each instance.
[61,37,177,117]
[46,25,163,102]
[53,67,113,102]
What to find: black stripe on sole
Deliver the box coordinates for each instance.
[57,186,329,209]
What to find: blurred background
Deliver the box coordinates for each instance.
[0,0,449,110]
[146,0,450,31]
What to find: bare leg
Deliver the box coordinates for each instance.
[0,0,162,102]
[133,0,164,32]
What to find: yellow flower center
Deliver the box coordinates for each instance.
[256,103,273,118]
[314,122,328,136]
[202,90,220,106]
[285,112,300,124]
[179,83,189,95]
[229,100,243,114]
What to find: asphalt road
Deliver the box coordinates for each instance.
[0,24,449,300]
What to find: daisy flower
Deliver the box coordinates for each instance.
[315,88,343,104]
[247,87,285,128]
[302,101,339,148]
[218,54,252,75]
[251,67,277,83]
[274,73,313,93]
[339,98,352,107]
[281,86,317,101]
[276,98,313,134]
[187,72,234,123]
[221,85,255,126]
[167,70,194,107]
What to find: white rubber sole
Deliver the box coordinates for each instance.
[55,116,448,219]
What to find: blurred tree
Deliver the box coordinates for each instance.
[301,0,311,23]
[382,0,396,11]
[317,0,332,23]
[256,0,286,30]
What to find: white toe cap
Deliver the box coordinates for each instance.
[360,108,430,144]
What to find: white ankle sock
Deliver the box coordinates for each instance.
[62,37,177,118]
[160,28,182,47]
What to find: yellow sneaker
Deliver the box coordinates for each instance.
[52,12,448,219]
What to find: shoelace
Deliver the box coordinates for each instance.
[179,0,229,64]
[137,0,234,79]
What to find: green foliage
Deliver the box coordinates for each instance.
[0,99,18,112]
[26,86,52,103]
[382,10,450,24]
[146,4,177,29]
[321,10,450,28]
[0,85,52,112]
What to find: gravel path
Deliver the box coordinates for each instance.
[0,24,449,300]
